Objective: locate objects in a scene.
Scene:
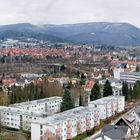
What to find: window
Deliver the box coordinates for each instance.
[40,130,43,135]
[40,125,43,129]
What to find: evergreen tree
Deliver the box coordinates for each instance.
[29,82,34,100]
[77,71,80,78]
[10,85,17,104]
[66,81,73,90]
[103,80,113,97]
[133,81,140,99]
[122,81,129,100]
[79,94,83,106]
[39,86,45,99]
[80,73,86,86]
[129,85,133,100]
[34,85,38,100]
[60,64,66,72]
[136,65,140,72]
[90,82,101,101]
[61,89,74,112]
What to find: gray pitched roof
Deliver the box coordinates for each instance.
[102,125,129,140]
[133,106,140,118]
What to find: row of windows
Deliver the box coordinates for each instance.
[25,100,61,110]
[3,118,19,121]
[2,116,38,122]
[3,112,18,116]
[47,105,59,108]
[3,122,18,127]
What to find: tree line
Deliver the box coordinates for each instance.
[122,80,140,101]
[9,75,140,113]
[9,79,63,104]
[90,79,113,101]
[90,79,140,102]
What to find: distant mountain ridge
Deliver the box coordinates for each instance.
[0,22,140,46]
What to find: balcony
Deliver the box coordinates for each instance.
[86,122,91,126]
[67,128,72,134]
[86,117,91,121]
[56,128,61,134]
[67,133,72,139]
[77,120,82,124]
[67,123,72,128]
[94,114,99,117]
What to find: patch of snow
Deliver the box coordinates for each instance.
[103,25,111,30]
[91,32,96,35]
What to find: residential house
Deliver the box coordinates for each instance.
[95,124,131,140]
[115,112,139,137]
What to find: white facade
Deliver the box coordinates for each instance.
[0,106,47,131]
[120,72,140,84]
[111,82,122,96]
[113,66,122,79]
[10,96,62,115]
[31,107,100,140]
[88,96,125,120]
[20,73,47,78]
[0,96,62,131]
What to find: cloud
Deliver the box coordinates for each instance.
[0,0,140,27]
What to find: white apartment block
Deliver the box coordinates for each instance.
[88,96,125,120]
[0,106,47,131]
[120,72,140,84]
[10,96,62,115]
[31,107,100,140]
[0,96,62,131]
[113,65,140,84]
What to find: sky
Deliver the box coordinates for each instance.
[0,0,140,27]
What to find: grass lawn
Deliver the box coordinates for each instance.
[0,133,18,140]
[0,131,28,140]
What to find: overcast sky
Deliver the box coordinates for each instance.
[0,0,140,27]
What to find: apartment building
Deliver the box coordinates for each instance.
[10,96,62,115]
[0,106,47,131]
[120,72,140,84]
[114,65,140,84]
[31,107,100,140]
[88,96,125,119]
[0,96,62,131]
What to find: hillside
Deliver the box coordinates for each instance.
[0,22,140,46]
